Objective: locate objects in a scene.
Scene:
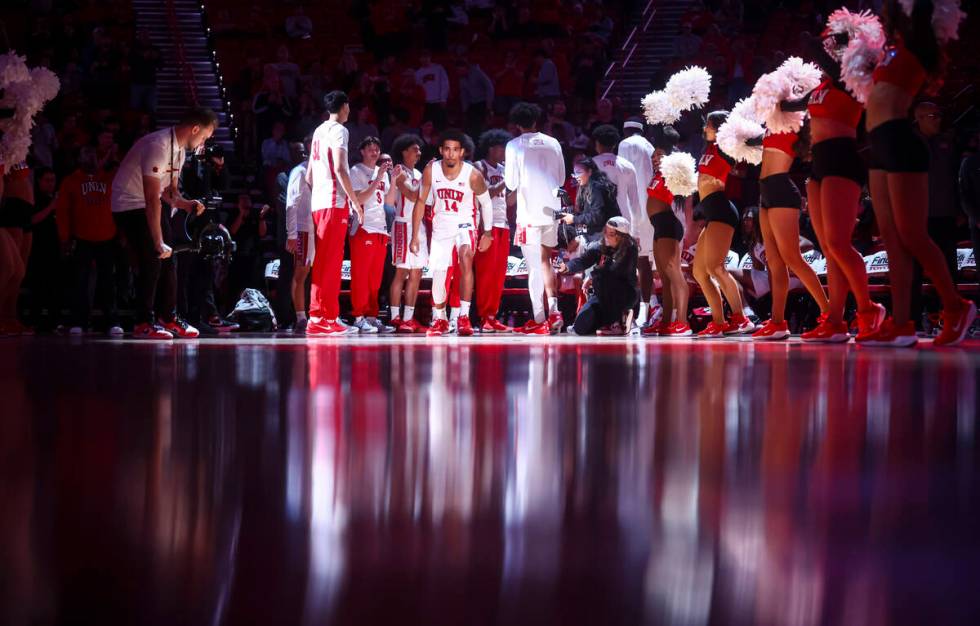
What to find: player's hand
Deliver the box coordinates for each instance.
[409,236,420,254]
[352,202,364,224]
[189,200,206,216]
[156,240,173,259]
[561,213,575,225]
[260,204,271,218]
[286,238,298,254]
[478,232,492,252]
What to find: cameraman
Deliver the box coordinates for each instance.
[178,143,235,333]
[111,107,217,340]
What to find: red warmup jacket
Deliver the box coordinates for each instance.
[55,168,116,242]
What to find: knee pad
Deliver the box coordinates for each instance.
[430,270,448,303]
[869,119,929,173]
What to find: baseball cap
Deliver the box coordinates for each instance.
[606,216,630,235]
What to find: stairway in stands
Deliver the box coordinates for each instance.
[602,0,695,115]
[131,0,234,154]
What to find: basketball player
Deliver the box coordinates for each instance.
[285,136,314,333]
[388,134,427,334]
[409,130,493,337]
[306,90,363,336]
[617,118,659,328]
[474,129,514,333]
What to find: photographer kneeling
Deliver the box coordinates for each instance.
[558,216,638,336]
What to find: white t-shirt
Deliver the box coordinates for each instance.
[476,159,509,229]
[595,152,641,231]
[504,132,565,227]
[285,162,313,239]
[309,119,350,211]
[350,163,391,235]
[618,134,655,207]
[111,127,185,213]
[394,166,422,221]
[430,160,476,233]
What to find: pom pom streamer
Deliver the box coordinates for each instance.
[824,9,885,103]
[642,90,681,125]
[750,57,821,133]
[660,152,698,197]
[665,66,712,112]
[0,52,60,166]
[716,107,764,166]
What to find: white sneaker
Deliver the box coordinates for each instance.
[69,326,84,336]
[369,317,395,333]
[353,317,379,334]
[107,325,124,337]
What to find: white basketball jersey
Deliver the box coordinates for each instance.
[395,167,422,221]
[309,119,349,210]
[477,159,508,228]
[430,160,476,231]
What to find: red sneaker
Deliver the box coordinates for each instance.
[801,318,850,343]
[597,321,627,336]
[641,321,666,337]
[133,322,174,340]
[427,318,450,337]
[665,322,693,337]
[396,318,422,334]
[525,321,552,335]
[696,321,727,339]
[306,319,349,336]
[855,302,887,342]
[487,317,512,333]
[159,317,200,339]
[752,319,790,341]
[514,320,542,334]
[547,311,564,334]
[934,299,977,347]
[390,316,403,331]
[457,315,474,336]
[724,313,756,335]
[859,318,918,348]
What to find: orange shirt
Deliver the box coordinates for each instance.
[55,168,117,242]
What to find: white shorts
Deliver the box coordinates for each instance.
[294,231,315,267]
[392,219,428,270]
[429,224,476,271]
[515,222,558,248]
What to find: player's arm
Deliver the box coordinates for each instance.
[383,173,398,204]
[332,146,362,220]
[142,176,170,258]
[503,141,519,192]
[162,178,204,215]
[352,168,379,204]
[409,163,432,253]
[472,169,493,252]
[395,168,420,202]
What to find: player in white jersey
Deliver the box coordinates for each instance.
[504,102,566,335]
[410,130,493,337]
[305,90,363,336]
[388,134,428,334]
[285,137,314,332]
[474,129,514,333]
[617,119,660,328]
[349,136,397,334]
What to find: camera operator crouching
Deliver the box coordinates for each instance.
[111,107,217,340]
[177,142,238,333]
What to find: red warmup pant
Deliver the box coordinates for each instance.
[447,247,462,308]
[475,226,510,319]
[349,230,389,317]
[310,208,349,320]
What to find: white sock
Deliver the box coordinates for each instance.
[548,297,558,314]
[404,306,415,321]
[460,300,471,317]
[649,294,660,308]
[356,316,365,323]
[742,305,755,318]
[671,309,678,323]
[434,307,447,321]
[390,305,399,319]
[449,307,460,322]
[637,302,650,325]
[296,311,307,322]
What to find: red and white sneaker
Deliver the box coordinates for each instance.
[855,302,887,342]
[547,311,564,334]
[306,319,350,336]
[665,322,693,337]
[132,322,174,340]
[514,320,541,334]
[525,320,552,335]
[482,317,512,333]
[480,318,497,333]
[395,318,423,334]
[641,321,667,337]
[389,316,403,332]
[934,299,977,347]
[695,321,727,339]
[457,315,474,336]
[801,317,850,343]
[427,318,450,337]
[752,319,790,341]
[159,317,200,338]
[597,321,627,336]
[859,318,918,347]
[724,313,756,335]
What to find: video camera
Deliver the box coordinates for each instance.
[552,187,574,221]
[553,187,578,250]
[172,211,237,261]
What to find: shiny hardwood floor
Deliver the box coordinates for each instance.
[2,335,979,625]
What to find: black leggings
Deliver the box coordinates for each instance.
[114,208,176,325]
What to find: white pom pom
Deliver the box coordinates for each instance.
[30,67,60,103]
[716,110,764,165]
[0,52,30,87]
[641,90,680,125]
[0,56,61,166]
[749,56,821,133]
[932,0,966,43]
[665,66,712,112]
[660,152,698,197]
[824,9,885,103]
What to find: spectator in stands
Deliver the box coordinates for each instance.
[542,100,576,149]
[262,121,292,169]
[558,216,639,336]
[294,90,321,140]
[673,23,702,58]
[346,105,380,165]
[253,69,295,153]
[381,107,415,153]
[233,52,264,103]
[587,98,620,135]
[533,50,561,102]
[273,44,302,100]
[457,59,494,139]
[31,113,58,170]
[228,194,269,300]
[415,50,449,128]
[588,7,615,44]
[393,69,426,128]
[26,168,63,330]
[54,146,120,336]
[129,29,161,113]
[489,4,511,40]
[95,128,120,171]
[492,50,524,116]
[285,5,313,40]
